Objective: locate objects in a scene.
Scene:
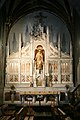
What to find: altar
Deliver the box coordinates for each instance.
[4,11,73,104]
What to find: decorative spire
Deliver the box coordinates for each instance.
[30,12,47,37]
[35,12,46,26]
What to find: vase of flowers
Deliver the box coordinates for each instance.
[10,85,16,103]
[65,84,70,103]
[65,84,70,90]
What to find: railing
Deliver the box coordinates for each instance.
[51,106,72,120]
[70,84,80,105]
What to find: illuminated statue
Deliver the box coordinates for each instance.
[35,49,43,70]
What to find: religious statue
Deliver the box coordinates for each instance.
[35,49,44,70]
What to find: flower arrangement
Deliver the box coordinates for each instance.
[10,85,15,90]
[10,85,16,95]
[65,84,70,90]
[10,85,16,103]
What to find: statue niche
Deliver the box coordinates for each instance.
[34,45,45,73]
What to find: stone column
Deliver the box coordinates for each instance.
[58,33,61,57]
[58,60,61,83]
[70,60,73,84]
[19,33,21,57]
[19,33,21,83]
[77,58,80,85]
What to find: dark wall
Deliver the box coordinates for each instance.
[0,7,6,103]
[73,9,80,86]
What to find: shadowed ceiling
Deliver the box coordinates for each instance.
[0,0,80,37]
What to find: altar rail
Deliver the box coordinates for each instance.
[20,91,60,95]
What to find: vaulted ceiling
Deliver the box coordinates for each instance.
[69,0,80,15]
[0,0,80,18]
[1,0,71,23]
[0,0,80,16]
[0,0,80,36]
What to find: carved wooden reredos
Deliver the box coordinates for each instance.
[5,11,73,88]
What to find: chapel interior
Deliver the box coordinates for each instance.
[0,0,80,120]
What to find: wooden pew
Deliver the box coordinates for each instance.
[29,116,34,120]
[10,117,16,120]
[24,116,34,120]
[1,104,16,117]
[51,106,67,120]
[24,116,29,120]
[16,107,25,120]
[0,106,11,120]
[0,116,11,120]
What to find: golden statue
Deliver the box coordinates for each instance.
[35,49,43,70]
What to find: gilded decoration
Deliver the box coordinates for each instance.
[34,45,44,71]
